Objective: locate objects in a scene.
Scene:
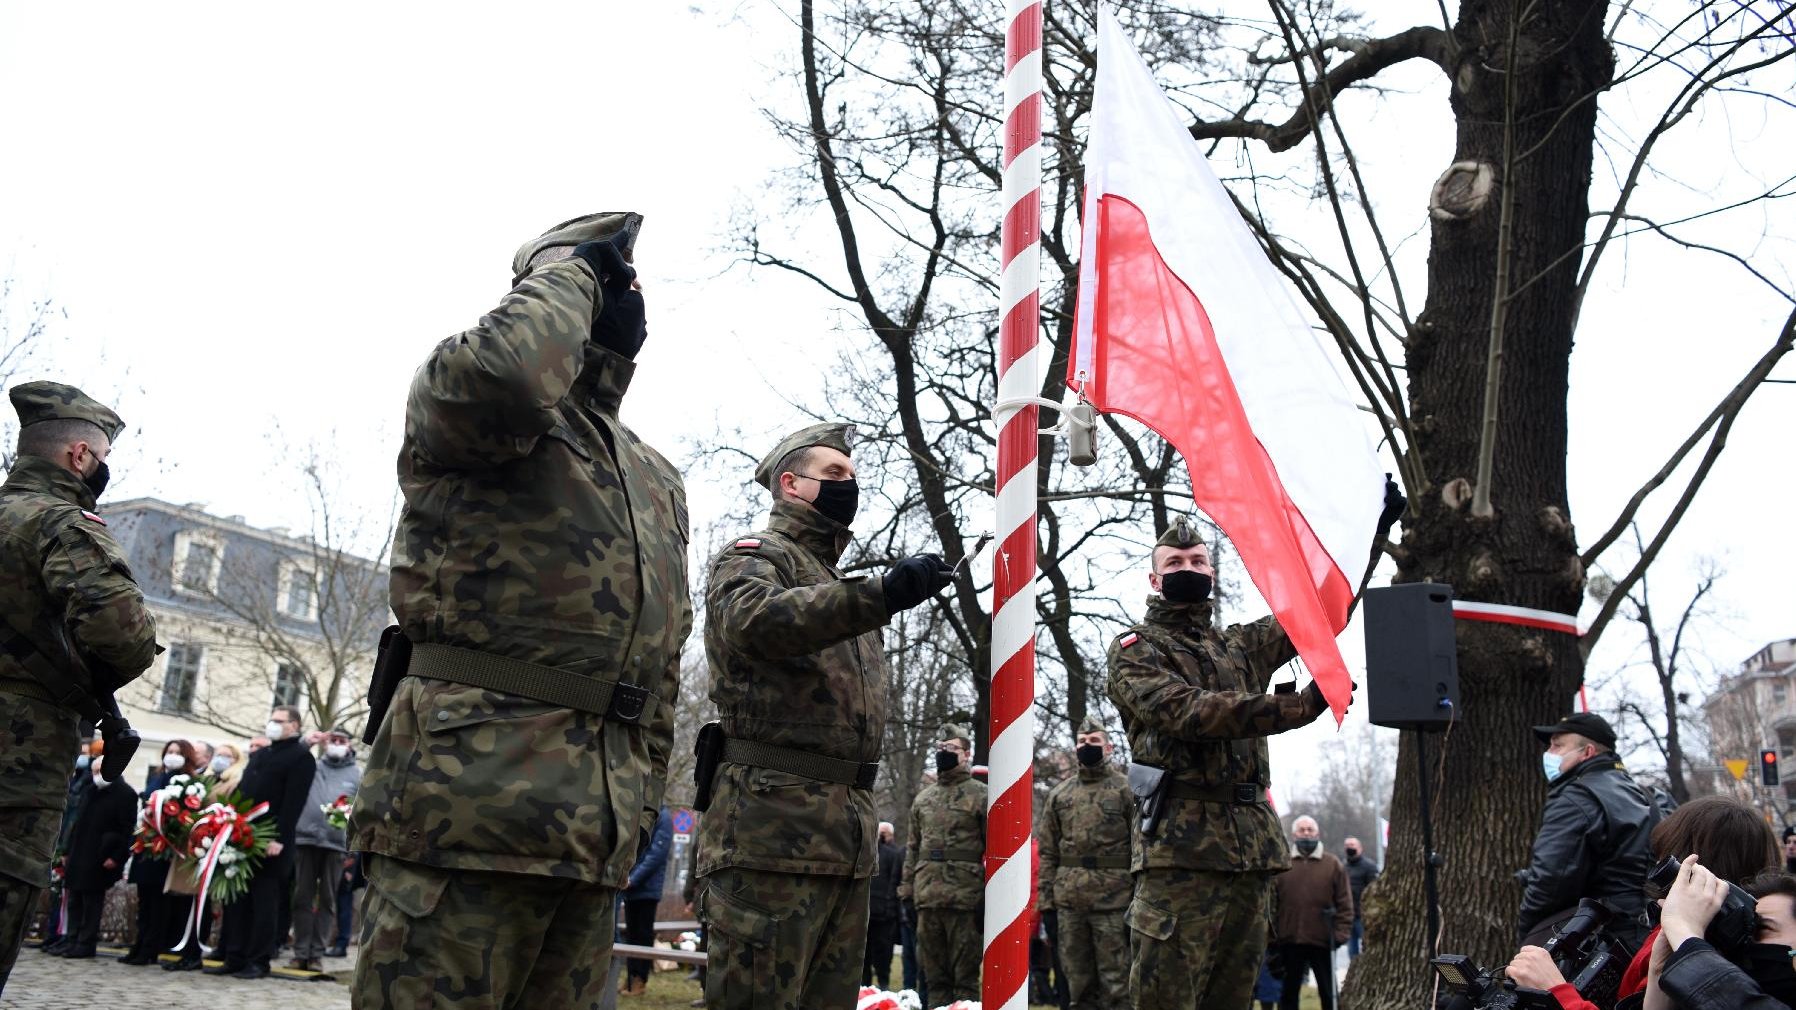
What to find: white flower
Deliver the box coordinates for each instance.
[223,865,237,878]
[218,848,238,865]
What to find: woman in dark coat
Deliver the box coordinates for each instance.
[121,739,198,965]
[59,769,137,957]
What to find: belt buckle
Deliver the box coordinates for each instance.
[928,848,945,860]
[608,682,648,724]
[1233,783,1259,804]
[1079,856,1098,869]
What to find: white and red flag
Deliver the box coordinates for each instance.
[1072,8,1386,720]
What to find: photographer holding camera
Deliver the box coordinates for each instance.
[1639,857,1796,1009]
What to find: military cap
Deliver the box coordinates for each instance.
[939,722,973,746]
[9,381,125,441]
[1077,715,1105,735]
[1156,515,1204,549]
[511,211,643,283]
[754,422,856,490]
[328,726,353,739]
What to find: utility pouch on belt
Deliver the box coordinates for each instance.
[693,721,725,813]
[1128,761,1171,837]
[362,626,412,746]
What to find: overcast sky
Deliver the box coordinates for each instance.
[3,2,1792,806]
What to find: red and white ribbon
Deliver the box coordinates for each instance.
[171,800,269,953]
[986,3,1043,1010]
[1451,600,1581,636]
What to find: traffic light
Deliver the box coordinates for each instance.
[1762,749,1780,787]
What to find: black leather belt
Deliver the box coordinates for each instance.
[1166,781,1266,805]
[722,738,879,789]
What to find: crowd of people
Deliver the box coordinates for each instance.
[36,712,364,980]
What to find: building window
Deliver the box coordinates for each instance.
[277,560,318,621]
[172,530,224,595]
[1776,682,1788,705]
[273,662,304,708]
[160,643,202,714]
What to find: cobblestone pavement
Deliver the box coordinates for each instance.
[1,945,353,1010]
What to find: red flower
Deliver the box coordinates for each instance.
[184,794,202,810]
[335,794,348,804]
[163,800,180,817]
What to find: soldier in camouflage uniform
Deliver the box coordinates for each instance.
[350,213,691,1010]
[1037,715,1134,1010]
[0,382,158,994]
[901,723,987,1003]
[1107,517,1343,1010]
[698,422,952,1010]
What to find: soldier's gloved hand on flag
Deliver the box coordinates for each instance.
[882,554,954,612]
[1377,475,1407,540]
[1302,678,1357,717]
[574,236,647,358]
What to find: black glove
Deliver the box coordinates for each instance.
[572,236,647,359]
[1301,679,1357,716]
[1376,474,1406,539]
[882,554,954,613]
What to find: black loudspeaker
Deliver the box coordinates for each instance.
[1364,582,1460,731]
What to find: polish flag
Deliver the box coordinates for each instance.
[1072,8,1385,719]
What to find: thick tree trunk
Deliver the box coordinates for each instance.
[1345,3,1613,1006]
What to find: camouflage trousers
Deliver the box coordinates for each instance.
[916,906,981,1002]
[1127,868,1272,1010]
[1059,906,1129,1010]
[0,873,36,996]
[350,856,617,1010]
[699,865,869,1010]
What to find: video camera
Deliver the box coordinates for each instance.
[1431,898,1630,1009]
[1645,854,1759,955]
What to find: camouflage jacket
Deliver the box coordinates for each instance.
[697,498,890,879]
[1106,597,1323,874]
[1037,763,1135,911]
[0,456,157,885]
[353,257,691,887]
[901,763,987,909]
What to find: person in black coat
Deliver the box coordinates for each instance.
[1517,712,1657,949]
[205,707,315,979]
[59,770,136,958]
[120,739,198,965]
[863,821,904,989]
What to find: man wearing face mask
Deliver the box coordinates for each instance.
[1270,816,1352,1010]
[288,727,360,972]
[1516,712,1655,949]
[900,725,987,1003]
[0,382,159,995]
[1036,716,1133,1010]
[697,423,953,1009]
[207,705,315,979]
[1107,516,1351,1010]
[1341,836,1377,959]
[353,213,691,1010]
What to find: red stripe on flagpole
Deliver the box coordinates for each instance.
[1001,188,1042,267]
[982,914,1036,1003]
[1003,3,1043,73]
[986,775,1034,867]
[1004,92,1042,166]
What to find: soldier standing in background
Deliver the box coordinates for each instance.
[1106,517,1341,1010]
[0,382,158,996]
[902,723,987,1003]
[1037,716,1134,1010]
[697,422,953,1010]
[351,212,691,1009]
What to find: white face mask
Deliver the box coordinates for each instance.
[163,753,185,771]
[210,755,231,774]
[325,743,349,761]
[265,720,285,740]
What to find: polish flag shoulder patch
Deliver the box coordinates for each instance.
[1118,632,1139,649]
[80,510,106,526]
[734,538,762,551]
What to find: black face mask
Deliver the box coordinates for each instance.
[1159,569,1212,603]
[801,476,859,527]
[1295,838,1320,855]
[936,749,960,775]
[83,460,110,499]
[1076,744,1104,768]
[1741,943,1796,1004]
[1344,848,1360,860]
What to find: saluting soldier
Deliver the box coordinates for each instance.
[901,723,987,1004]
[1037,716,1134,1010]
[351,213,691,1009]
[1107,517,1339,1010]
[697,422,953,1010]
[0,383,158,994]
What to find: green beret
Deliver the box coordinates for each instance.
[1156,515,1204,549]
[511,211,642,284]
[9,382,124,441]
[939,722,973,746]
[1077,715,1105,735]
[754,422,856,490]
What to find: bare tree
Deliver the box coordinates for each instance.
[0,276,64,471]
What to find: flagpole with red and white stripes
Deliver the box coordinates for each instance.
[986,1,1043,1008]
